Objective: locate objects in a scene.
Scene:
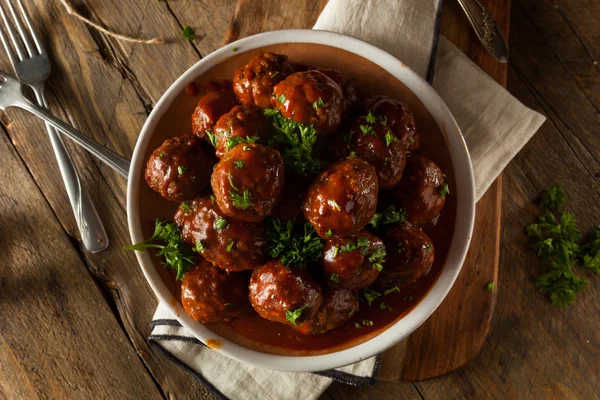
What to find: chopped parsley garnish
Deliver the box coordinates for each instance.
[356,237,370,248]
[355,322,362,329]
[404,295,413,301]
[206,130,218,148]
[226,135,259,151]
[365,111,377,124]
[362,320,374,326]
[347,151,357,159]
[231,189,252,210]
[214,217,228,231]
[525,184,600,307]
[182,25,195,41]
[227,172,239,190]
[243,145,252,151]
[363,288,381,306]
[380,302,393,312]
[343,131,354,146]
[408,136,415,144]
[369,205,406,229]
[424,243,433,252]
[368,247,386,271]
[277,94,286,104]
[285,305,308,326]
[266,218,324,266]
[271,71,279,79]
[194,240,206,252]
[540,183,566,210]
[486,281,495,292]
[359,124,377,136]
[226,238,235,253]
[330,273,340,283]
[384,132,397,147]
[440,183,450,199]
[384,286,400,296]
[177,165,187,175]
[332,246,339,258]
[124,219,194,280]
[264,109,324,176]
[234,160,245,169]
[210,194,216,204]
[159,152,165,158]
[330,200,341,211]
[232,47,239,52]
[181,202,191,212]
[312,97,327,110]
[326,229,333,237]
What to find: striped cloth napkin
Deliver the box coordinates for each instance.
[148,0,546,399]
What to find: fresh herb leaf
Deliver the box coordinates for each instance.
[206,130,218,148]
[347,151,357,159]
[581,226,600,274]
[182,25,195,41]
[330,200,341,211]
[194,240,206,252]
[356,237,370,248]
[384,286,400,296]
[231,189,252,210]
[271,71,279,79]
[312,97,327,110]
[355,322,362,329]
[232,47,239,52]
[384,132,397,147]
[365,111,377,124]
[226,238,235,253]
[277,94,286,104]
[159,152,165,158]
[408,136,415,144]
[227,172,239,190]
[540,183,566,211]
[363,288,381,306]
[330,273,340,283]
[404,295,413,301]
[234,160,245,169]
[124,219,194,280]
[440,183,450,199]
[266,218,324,266]
[214,217,228,231]
[178,165,187,175]
[359,124,376,136]
[380,302,393,312]
[210,194,216,204]
[369,206,406,229]
[368,213,382,229]
[368,247,386,264]
[285,305,308,326]
[486,281,495,292]
[226,135,259,151]
[332,246,339,258]
[326,229,333,237]
[362,319,374,326]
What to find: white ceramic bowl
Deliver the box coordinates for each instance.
[127,29,475,372]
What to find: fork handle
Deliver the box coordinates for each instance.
[16,98,131,179]
[32,88,109,253]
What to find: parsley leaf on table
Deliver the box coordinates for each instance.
[266,218,324,266]
[124,219,195,280]
[540,183,567,211]
[182,25,195,41]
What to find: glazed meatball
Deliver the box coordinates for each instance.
[145,135,216,202]
[396,156,446,225]
[315,68,360,119]
[366,96,419,152]
[233,52,294,108]
[211,143,284,222]
[249,260,323,327]
[347,115,407,189]
[322,231,385,290]
[376,223,434,289]
[181,260,249,323]
[192,90,238,141]
[214,105,273,159]
[174,196,267,271]
[272,70,344,136]
[303,158,378,239]
[294,289,359,335]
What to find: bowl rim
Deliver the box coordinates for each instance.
[127,29,476,372]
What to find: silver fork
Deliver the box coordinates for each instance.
[0,0,109,253]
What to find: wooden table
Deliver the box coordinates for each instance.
[0,0,598,399]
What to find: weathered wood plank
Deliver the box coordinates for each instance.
[0,127,163,399]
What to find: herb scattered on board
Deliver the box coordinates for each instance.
[266,217,324,266]
[486,281,495,292]
[285,305,308,326]
[182,25,195,41]
[263,108,325,176]
[526,183,599,307]
[124,219,194,280]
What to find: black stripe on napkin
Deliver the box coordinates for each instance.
[426,0,444,83]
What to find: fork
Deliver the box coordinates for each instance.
[0,0,109,253]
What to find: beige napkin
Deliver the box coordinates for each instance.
[149,1,546,399]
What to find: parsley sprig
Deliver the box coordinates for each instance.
[264,109,324,176]
[286,305,308,325]
[124,219,195,280]
[266,218,324,266]
[526,184,599,307]
[369,205,406,229]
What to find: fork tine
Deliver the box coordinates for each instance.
[0,11,17,67]
[4,0,34,57]
[15,0,41,55]
[0,2,24,60]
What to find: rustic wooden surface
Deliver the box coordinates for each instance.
[0,0,598,399]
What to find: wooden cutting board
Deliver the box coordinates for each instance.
[225,0,506,382]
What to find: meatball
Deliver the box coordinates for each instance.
[347,115,407,189]
[192,90,238,141]
[145,135,216,202]
[214,105,273,159]
[303,158,378,239]
[181,260,249,323]
[376,223,434,289]
[272,70,344,135]
[322,231,385,290]
[294,289,359,335]
[174,196,267,271]
[211,143,284,222]
[366,95,419,152]
[315,68,360,119]
[396,156,446,225]
[249,260,323,327]
[233,52,294,108]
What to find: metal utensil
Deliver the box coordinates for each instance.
[0,72,131,177]
[0,0,109,252]
[456,0,509,63]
